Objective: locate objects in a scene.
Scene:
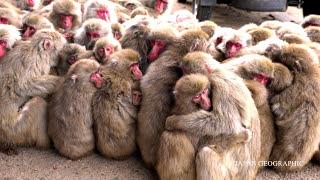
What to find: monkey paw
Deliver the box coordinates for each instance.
[271,103,285,118]
[165,116,177,131]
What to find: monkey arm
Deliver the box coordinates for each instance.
[16,75,63,97]
[165,110,238,137]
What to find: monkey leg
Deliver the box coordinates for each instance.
[196,146,231,180]
[14,97,50,148]
[156,131,196,180]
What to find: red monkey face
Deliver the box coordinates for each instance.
[60,14,73,30]
[130,62,143,80]
[22,25,36,40]
[0,40,7,58]
[132,90,142,106]
[148,40,166,62]
[254,73,270,85]
[225,41,243,58]
[90,71,104,88]
[86,31,100,40]
[113,31,121,40]
[192,88,211,110]
[67,54,78,65]
[96,7,110,22]
[26,0,35,7]
[98,45,114,61]
[154,0,168,14]
[0,17,9,24]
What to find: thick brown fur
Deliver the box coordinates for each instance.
[93,36,122,64]
[0,29,66,153]
[157,73,251,180]
[198,20,217,38]
[48,59,100,160]
[248,27,275,45]
[130,7,149,18]
[0,7,22,28]
[305,26,320,43]
[0,24,21,53]
[269,44,320,171]
[281,33,311,44]
[111,23,125,40]
[55,43,94,76]
[137,29,211,168]
[301,15,320,28]
[164,52,261,180]
[92,49,140,159]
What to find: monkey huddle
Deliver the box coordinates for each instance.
[1,0,320,179]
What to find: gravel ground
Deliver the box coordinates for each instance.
[1,2,319,180]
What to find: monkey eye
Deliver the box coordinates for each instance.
[215,37,223,46]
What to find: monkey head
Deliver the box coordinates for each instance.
[58,43,91,67]
[280,33,311,44]
[198,20,218,38]
[239,23,258,33]
[0,24,21,58]
[83,0,117,23]
[273,44,319,73]
[49,0,82,31]
[15,0,41,11]
[180,51,219,75]
[111,23,125,40]
[179,29,209,54]
[276,22,307,39]
[93,37,122,64]
[301,15,320,28]
[90,49,142,88]
[174,74,211,111]
[268,63,293,92]
[212,27,252,59]
[305,26,320,43]
[130,7,149,18]
[66,59,100,85]
[147,25,179,62]
[247,27,275,45]
[21,14,54,40]
[0,8,22,28]
[259,20,283,31]
[154,0,168,14]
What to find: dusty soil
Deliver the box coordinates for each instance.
[1,2,320,180]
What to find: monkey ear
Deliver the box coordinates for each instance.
[42,39,52,50]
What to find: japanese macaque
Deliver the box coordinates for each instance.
[269,44,320,171]
[111,23,124,40]
[9,0,41,11]
[137,29,218,168]
[301,14,320,28]
[91,49,142,159]
[48,59,100,160]
[280,33,311,44]
[239,23,258,33]
[247,27,275,45]
[121,0,143,11]
[211,27,252,59]
[130,7,148,18]
[93,36,122,64]
[259,20,283,31]
[163,51,260,180]
[305,26,320,43]
[157,71,253,180]
[140,0,173,15]
[21,13,54,40]
[0,7,22,28]
[224,54,276,163]
[74,18,112,49]
[83,0,118,23]
[48,0,82,42]
[56,43,94,76]
[198,20,218,38]
[0,29,66,153]
[276,22,307,39]
[0,24,21,59]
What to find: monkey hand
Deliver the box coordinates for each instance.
[165,115,178,131]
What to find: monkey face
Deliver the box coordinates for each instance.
[154,0,168,14]
[0,40,7,58]
[113,30,122,40]
[192,88,211,111]
[67,54,78,65]
[96,7,110,22]
[225,41,243,58]
[22,24,36,40]
[98,45,114,63]
[147,40,166,62]
[60,14,74,30]
[253,73,271,86]
[0,17,9,25]
[130,62,143,80]
[132,90,142,106]
[90,70,104,88]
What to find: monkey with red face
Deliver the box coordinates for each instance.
[21,13,54,40]
[83,0,118,23]
[0,24,21,60]
[0,7,22,28]
[93,36,122,64]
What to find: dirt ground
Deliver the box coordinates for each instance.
[1,2,320,180]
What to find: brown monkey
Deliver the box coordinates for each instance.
[83,0,118,23]
[280,33,311,44]
[247,27,275,45]
[276,22,307,39]
[157,73,252,180]
[48,0,82,42]
[21,13,54,40]
[111,23,125,40]
[239,23,258,33]
[0,24,21,59]
[212,27,252,59]
[269,44,320,171]
[48,59,100,160]
[8,0,41,11]
[93,36,122,64]
[140,0,173,15]
[164,51,260,180]
[130,7,148,18]
[259,20,283,31]
[74,18,112,50]
[305,26,320,43]
[56,43,94,76]
[0,29,66,153]
[198,20,218,37]
[301,14,320,28]
[91,49,142,159]
[0,7,22,28]
[137,29,240,168]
